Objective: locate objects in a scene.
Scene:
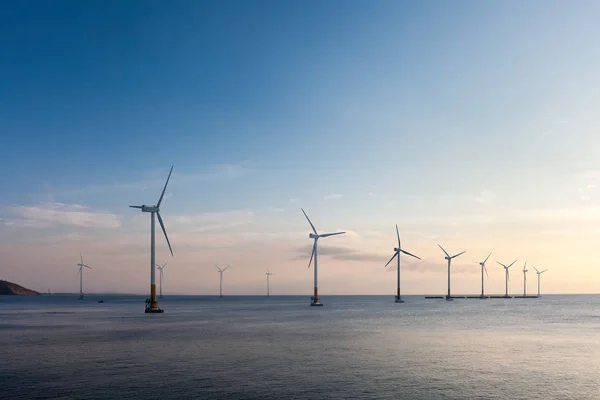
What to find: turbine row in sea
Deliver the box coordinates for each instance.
[75,166,549,312]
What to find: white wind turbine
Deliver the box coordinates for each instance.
[522,261,528,296]
[216,265,229,298]
[76,253,92,300]
[438,245,466,301]
[533,266,548,297]
[497,259,518,298]
[475,252,491,298]
[265,269,275,297]
[302,208,345,307]
[130,165,174,313]
[156,262,167,299]
[384,224,420,303]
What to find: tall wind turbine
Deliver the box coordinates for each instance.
[76,253,92,300]
[438,245,466,301]
[265,269,275,297]
[497,259,518,298]
[302,208,345,307]
[156,262,167,299]
[476,252,491,299]
[533,266,548,297]
[130,165,174,313]
[216,265,229,298]
[384,224,420,303]
[522,261,528,296]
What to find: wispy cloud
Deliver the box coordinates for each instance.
[293,244,386,263]
[6,202,121,229]
[475,190,493,204]
[324,193,342,201]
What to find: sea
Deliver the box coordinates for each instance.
[1,294,599,399]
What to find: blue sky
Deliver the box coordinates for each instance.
[1,1,600,295]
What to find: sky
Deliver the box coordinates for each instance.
[1,0,600,295]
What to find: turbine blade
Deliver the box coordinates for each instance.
[497,261,507,268]
[157,165,174,208]
[223,265,230,272]
[320,231,345,238]
[83,265,92,269]
[384,251,399,268]
[400,249,421,260]
[438,244,450,257]
[157,212,173,256]
[483,252,492,264]
[451,251,466,259]
[395,224,401,248]
[541,269,548,273]
[216,265,221,272]
[308,241,316,268]
[534,266,539,273]
[301,208,318,234]
[156,264,162,268]
[129,205,143,209]
[484,265,488,276]
[80,252,83,265]
[162,262,167,269]
[507,259,518,268]
[523,260,527,271]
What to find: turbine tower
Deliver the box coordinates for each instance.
[130,165,174,313]
[302,208,345,307]
[265,269,275,296]
[216,265,229,298]
[533,266,548,297]
[476,252,491,299]
[384,224,420,303]
[438,245,466,301]
[497,259,518,298]
[76,253,92,300]
[156,262,167,299]
[522,261,528,296]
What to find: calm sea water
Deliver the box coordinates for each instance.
[1,294,599,399]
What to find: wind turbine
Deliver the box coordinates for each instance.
[156,262,167,299]
[302,208,345,307]
[216,265,229,298]
[130,165,174,313]
[384,224,420,303]
[438,245,466,301]
[522,261,528,296]
[76,253,92,300]
[496,259,518,298]
[475,252,491,299]
[533,266,548,297]
[265,269,275,297]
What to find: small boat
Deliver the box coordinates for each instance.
[97,300,104,303]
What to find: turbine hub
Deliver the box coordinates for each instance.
[394,247,400,252]
[142,205,159,212]
[309,233,319,239]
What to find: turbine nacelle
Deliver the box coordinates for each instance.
[309,233,319,239]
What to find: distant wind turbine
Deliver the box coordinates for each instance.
[156,262,167,299]
[384,225,420,303]
[475,252,491,299]
[265,269,275,296]
[76,253,92,300]
[302,208,345,307]
[216,265,229,298]
[522,261,528,296]
[130,165,174,313]
[497,259,518,298]
[533,266,548,297]
[438,245,466,301]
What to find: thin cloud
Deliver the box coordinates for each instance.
[6,202,121,229]
[324,193,342,201]
[293,244,386,263]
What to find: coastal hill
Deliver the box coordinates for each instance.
[0,280,40,295]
